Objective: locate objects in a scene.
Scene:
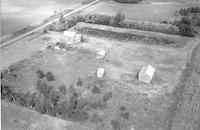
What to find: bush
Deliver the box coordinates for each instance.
[120,111,129,119]
[103,92,112,102]
[49,91,60,106]
[77,77,83,87]
[120,106,127,111]
[192,14,200,26]
[70,109,89,122]
[59,85,67,95]
[84,14,112,25]
[92,85,101,94]
[46,71,55,81]
[90,113,103,124]
[36,80,53,98]
[36,69,45,79]
[43,29,48,33]
[112,12,125,27]
[49,22,67,31]
[1,69,8,79]
[1,85,15,102]
[111,120,121,130]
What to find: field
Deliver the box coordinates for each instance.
[1,0,200,129]
[1,101,92,130]
[170,41,200,130]
[83,1,198,22]
[1,22,198,129]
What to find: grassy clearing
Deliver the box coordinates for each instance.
[162,40,200,130]
[1,31,194,129]
[87,1,197,22]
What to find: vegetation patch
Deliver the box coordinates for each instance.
[79,27,183,47]
[49,13,183,36]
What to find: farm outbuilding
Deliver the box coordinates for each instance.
[138,65,155,84]
[97,68,105,78]
[63,31,83,43]
[96,49,106,59]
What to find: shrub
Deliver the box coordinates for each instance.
[112,12,125,27]
[70,109,89,122]
[49,22,67,31]
[77,77,83,87]
[36,80,53,98]
[192,14,200,26]
[43,29,48,33]
[120,106,127,111]
[59,85,67,95]
[92,85,101,94]
[1,85,15,102]
[49,91,60,106]
[120,111,129,119]
[36,69,45,79]
[111,120,121,130]
[46,71,55,81]
[103,92,112,102]
[90,113,103,124]
[1,69,8,79]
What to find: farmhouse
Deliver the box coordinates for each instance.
[63,31,83,43]
[138,65,155,84]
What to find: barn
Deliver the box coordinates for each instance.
[138,65,155,84]
[63,31,83,43]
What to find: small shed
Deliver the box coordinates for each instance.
[96,49,106,59]
[97,68,105,78]
[63,31,83,43]
[138,65,155,84]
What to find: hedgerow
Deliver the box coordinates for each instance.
[49,13,180,36]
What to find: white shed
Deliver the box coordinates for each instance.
[138,65,155,84]
[63,31,83,43]
[97,68,105,78]
[96,49,106,59]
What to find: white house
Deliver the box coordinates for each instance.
[63,31,83,43]
[138,65,155,84]
[97,68,105,78]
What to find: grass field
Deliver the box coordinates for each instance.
[168,40,200,130]
[1,101,93,130]
[1,28,197,129]
[84,1,198,22]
